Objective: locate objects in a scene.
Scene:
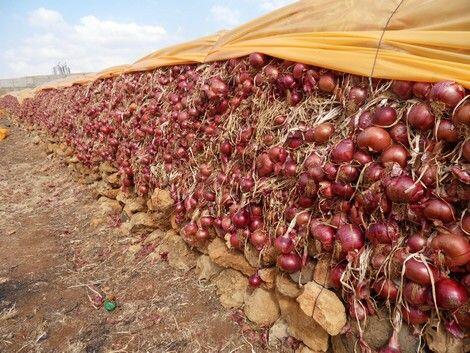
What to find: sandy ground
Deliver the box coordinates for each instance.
[0,116,282,353]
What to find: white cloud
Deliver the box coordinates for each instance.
[3,8,172,78]
[209,5,240,27]
[260,0,296,11]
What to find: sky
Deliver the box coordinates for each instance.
[0,0,295,79]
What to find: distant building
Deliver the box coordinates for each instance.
[52,62,71,76]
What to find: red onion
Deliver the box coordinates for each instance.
[407,103,435,131]
[378,329,401,353]
[348,87,367,107]
[248,272,262,287]
[373,106,397,127]
[336,224,364,253]
[366,220,400,245]
[311,224,335,251]
[318,73,335,92]
[453,103,470,126]
[435,278,469,310]
[404,282,428,306]
[230,232,243,250]
[373,278,398,300]
[430,81,465,108]
[407,233,427,252]
[404,258,439,286]
[277,253,302,273]
[274,236,295,254]
[381,144,409,168]
[392,80,413,99]
[423,199,455,223]
[249,53,266,68]
[250,229,268,250]
[403,306,429,325]
[357,127,392,152]
[430,232,470,267]
[312,123,335,144]
[331,138,354,163]
[358,111,373,130]
[412,82,431,99]
[437,120,459,142]
[385,176,424,203]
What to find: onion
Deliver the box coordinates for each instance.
[404,282,428,305]
[336,224,364,253]
[412,82,431,99]
[183,222,198,237]
[389,123,408,146]
[311,224,335,251]
[277,253,302,273]
[357,127,392,152]
[430,81,465,108]
[435,278,469,310]
[363,163,384,183]
[337,164,359,183]
[230,232,243,250]
[407,233,427,252]
[463,141,470,162]
[256,153,274,177]
[268,146,287,164]
[249,52,266,68]
[348,87,367,107]
[274,236,295,254]
[293,63,307,79]
[404,258,439,286]
[358,111,373,130]
[392,80,413,99]
[378,329,401,353]
[385,176,424,203]
[250,229,268,250]
[248,272,262,287]
[331,139,354,163]
[366,220,400,245]
[436,120,459,142]
[381,144,409,168]
[264,65,279,82]
[373,278,398,300]
[232,210,250,228]
[430,232,470,267]
[453,103,470,126]
[312,123,335,144]
[423,199,455,223]
[407,103,435,131]
[403,306,429,325]
[353,150,372,165]
[373,106,397,127]
[318,73,335,92]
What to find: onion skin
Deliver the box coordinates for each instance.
[430,232,470,267]
[389,123,409,146]
[357,127,392,152]
[336,224,364,253]
[404,282,428,305]
[435,278,469,310]
[453,103,470,126]
[312,123,335,144]
[373,106,397,127]
[331,139,354,163]
[423,199,455,223]
[392,80,413,99]
[436,120,459,143]
[277,253,302,273]
[365,220,400,245]
[403,306,430,325]
[381,144,409,168]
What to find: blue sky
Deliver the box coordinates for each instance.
[0,0,295,79]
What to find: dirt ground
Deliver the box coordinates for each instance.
[0,117,284,353]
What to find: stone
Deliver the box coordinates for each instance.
[276,293,329,352]
[123,197,146,217]
[98,197,122,215]
[208,238,256,276]
[95,181,120,199]
[32,136,41,144]
[424,323,464,353]
[258,267,276,290]
[313,257,331,288]
[244,288,280,326]
[212,269,247,309]
[289,260,315,285]
[268,318,289,347]
[128,212,157,235]
[116,190,138,205]
[106,172,121,187]
[275,273,301,298]
[152,230,197,271]
[99,161,117,174]
[331,335,349,353]
[296,281,346,336]
[143,229,165,244]
[195,255,223,281]
[295,345,323,353]
[244,243,260,268]
[147,188,174,212]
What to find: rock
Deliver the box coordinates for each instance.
[116,191,138,205]
[268,318,289,347]
[331,335,349,353]
[195,255,223,281]
[295,345,323,353]
[84,172,101,184]
[128,212,157,235]
[123,197,146,217]
[68,155,79,163]
[259,267,276,290]
[32,136,41,144]
[143,229,165,244]
[275,273,301,298]
[261,245,277,266]
[127,243,142,257]
[290,260,315,285]
[152,230,197,271]
[424,323,464,353]
[99,161,117,174]
[296,281,346,336]
[147,188,174,211]
[98,197,122,215]
[276,293,329,352]
[313,256,331,288]
[106,172,121,187]
[208,238,256,276]
[212,269,247,309]
[244,288,280,326]
[95,181,120,199]
[244,243,260,267]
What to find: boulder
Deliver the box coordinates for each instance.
[425,322,465,353]
[147,188,174,212]
[208,238,256,276]
[99,161,117,174]
[212,269,247,309]
[123,197,146,217]
[106,172,121,187]
[152,230,197,271]
[268,318,289,347]
[128,212,157,235]
[313,256,331,288]
[98,197,122,215]
[244,243,260,268]
[275,274,301,298]
[95,181,120,200]
[195,255,223,281]
[258,267,276,290]
[143,229,165,244]
[276,293,329,352]
[296,281,346,335]
[244,288,280,326]
[290,260,315,285]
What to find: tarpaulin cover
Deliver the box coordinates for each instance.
[36,0,470,90]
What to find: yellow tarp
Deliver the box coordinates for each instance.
[36,0,470,91]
